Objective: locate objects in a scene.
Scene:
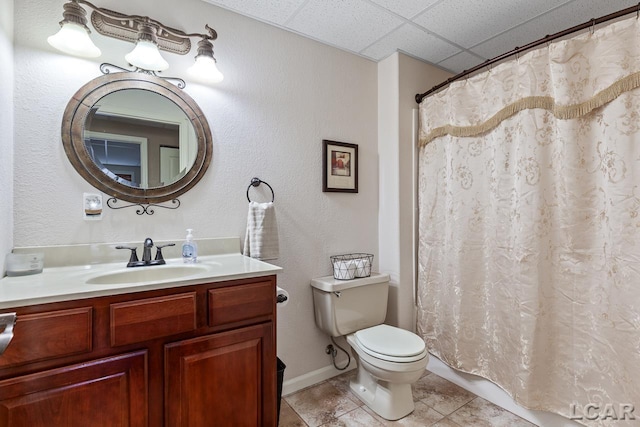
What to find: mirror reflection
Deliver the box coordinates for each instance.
[83,89,197,189]
[62,72,212,204]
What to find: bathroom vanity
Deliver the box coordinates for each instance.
[0,238,281,426]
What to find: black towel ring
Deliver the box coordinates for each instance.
[246,177,275,202]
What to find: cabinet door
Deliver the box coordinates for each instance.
[165,323,276,427]
[0,351,147,427]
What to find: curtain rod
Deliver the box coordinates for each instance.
[415,4,640,104]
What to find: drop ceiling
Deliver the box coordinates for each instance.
[201,0,639,74]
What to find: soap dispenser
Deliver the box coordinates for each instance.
[182,229,198,263]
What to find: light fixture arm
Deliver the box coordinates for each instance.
[70,0,217,41]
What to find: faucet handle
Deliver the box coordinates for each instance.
[154,243,176,263]
[116,246,139,266]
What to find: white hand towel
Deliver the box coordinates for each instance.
[243,201,279,260]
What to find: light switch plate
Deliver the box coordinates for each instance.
[83,193,103,220]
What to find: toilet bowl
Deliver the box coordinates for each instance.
[347,324,428,420]
[310,273,428,420]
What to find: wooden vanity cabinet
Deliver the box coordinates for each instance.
[0,275,277,427]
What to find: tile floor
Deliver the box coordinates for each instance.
[280,370,537,427]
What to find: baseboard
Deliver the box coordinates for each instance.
[282,361,356,397]
[427,354,582,427]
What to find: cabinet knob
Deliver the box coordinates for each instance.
[0,313,16,355]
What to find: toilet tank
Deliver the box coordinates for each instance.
[310,273,389,337]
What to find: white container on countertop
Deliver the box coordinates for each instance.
[5,253,44,277]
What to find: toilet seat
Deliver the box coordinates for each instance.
[354,324,427,363]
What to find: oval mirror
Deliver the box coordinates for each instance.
[62,72,212,204]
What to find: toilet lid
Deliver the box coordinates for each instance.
[354,324,426,358]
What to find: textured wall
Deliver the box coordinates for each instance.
[12,0,378,380]
[397,54,451,329]
[0,0,14,274]
[378,53,452,330]
[377,54,401,325]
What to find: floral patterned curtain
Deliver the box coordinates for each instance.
[417,16,640,426]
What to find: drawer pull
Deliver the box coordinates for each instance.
[0,313,16,355]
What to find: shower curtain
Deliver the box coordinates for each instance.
[417,16,640,426]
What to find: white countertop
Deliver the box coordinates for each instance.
[0,253,282,309]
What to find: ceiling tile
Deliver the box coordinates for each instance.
[414,0,573,48]
[286,0,405,52]
[199,0,640,71]
[201,0,307,25]
[367,0,440,19]
[437,50,486,74]
[361,23,460,63]
[471,0,640,59]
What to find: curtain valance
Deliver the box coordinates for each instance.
[420,16,640,146]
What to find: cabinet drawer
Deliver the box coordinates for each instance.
[208,281,274,327]
[0,307,92,368]
[110,292,197,347]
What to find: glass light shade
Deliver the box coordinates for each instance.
[187,56,224,84]
[47,23,101,58]
[125,40,169,72]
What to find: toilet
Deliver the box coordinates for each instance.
[310,273,428,420]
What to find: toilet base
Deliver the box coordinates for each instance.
[349,360,415,420]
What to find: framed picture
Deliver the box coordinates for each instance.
[322,140,358,193]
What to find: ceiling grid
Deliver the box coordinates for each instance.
[202,0,640,73]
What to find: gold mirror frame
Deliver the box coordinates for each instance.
[62,72,212,204]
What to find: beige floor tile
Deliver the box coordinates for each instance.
[362,401,446,426]
[431,418,462,427]
[281,371,533,427]
[447,397,537,427]
[320,407,385,426]
[279,400,307,427]
[413,374,476,415]
[285,381,361,427]
[326,369,363,405]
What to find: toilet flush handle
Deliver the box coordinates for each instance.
[333,291,341,298]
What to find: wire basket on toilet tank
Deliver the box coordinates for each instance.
[330,253,373,280]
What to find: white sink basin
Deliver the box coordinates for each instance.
[86,264,210,285]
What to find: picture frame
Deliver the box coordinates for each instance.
[322,140,358,193]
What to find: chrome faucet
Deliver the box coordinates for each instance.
[116,238,175,268]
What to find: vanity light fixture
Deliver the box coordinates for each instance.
[48,0,223,82]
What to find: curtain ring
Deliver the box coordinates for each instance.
[590,18,596,35]
[637,2,639,19]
